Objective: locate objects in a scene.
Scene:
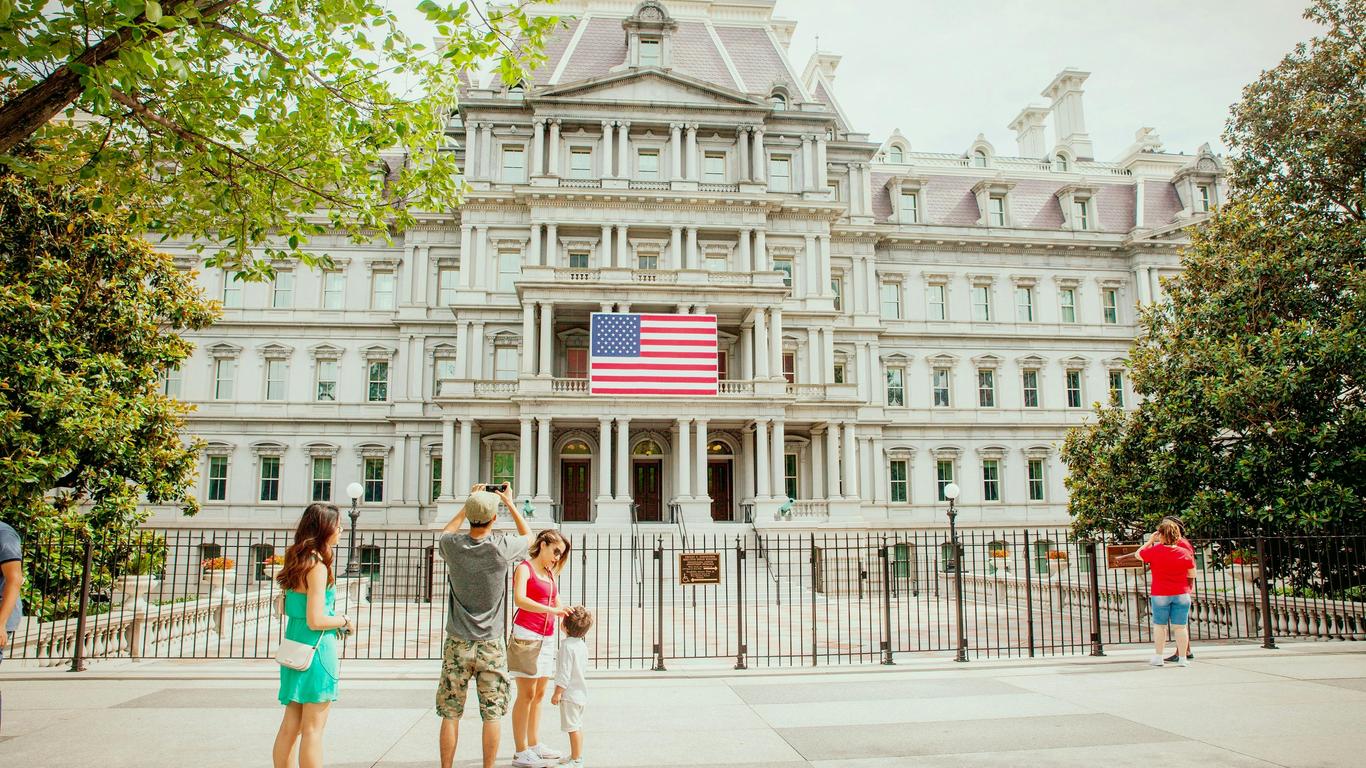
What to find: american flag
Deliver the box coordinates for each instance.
[589,312,718,396]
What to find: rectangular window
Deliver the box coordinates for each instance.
[1103,288,1119,324]
[311,457,333,502]
[886,368,905,407]
[434,358,457,395]
[259,456,280,502]
[636,252,658,270]
[437,268,458,305]
[265,360,287,401]
[772,258,793,287]
[316,360,338,401]
[1015,287,1034,322]
[367,361,389,402]
[639,38,661,66]
[1066,370,1083,408]
[705,253,728,272]
[781,352,796,384]
[207,456,228,501]
[936,460,954,501]
[988,195,1006,226]
[492,450,515,492]
[889,460,908,503]
[1027,459,1045,501]
[497,251,520,292]
[768,157,791,192]
[214,359,236,400]
[322,271,346,309]
[898,192,918,223]
[1075,200,1090,230]
[363,457,384,503]
[1022,370,1039,408]
[717,352,728,381]
[566,348,588,379]
[833,363,845,384]
[831,276,843,312]
[162,366,182,398]
[569,147,592,179]
[972,285,992,322]
[704,152,726,182]
[371,270,395,310]
[783,453,798,502]
[502,145,526,183]
[977,369,996,407]
[879,282,902,319]
[272,271,294,308]
[1059,288,1077,323]
[926,284,946,320]
[1198,185,1211,212]
[568,251,589,269]
[981,459,1000,502]
[637,149,660,180]
[1109,370,1125,407]
[430,456,443,502]
[932,368,950,407]
[222,271,243,308]
[494,347,518,381]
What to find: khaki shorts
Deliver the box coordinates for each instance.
[560,700,585,732]
[436,636,510,722]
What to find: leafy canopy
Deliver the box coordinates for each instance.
[0,0,557,279]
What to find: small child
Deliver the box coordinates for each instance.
[551,605,592,768]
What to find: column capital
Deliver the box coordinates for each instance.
[520,416,533,425]
[686,122,699,132]
[670,122,684,132]
[536,414,552,424]
[736,126,751,138]
[547,117,561,126]
[602,119,615,129]
[618,120,632,129]
[753,127,765,137]
[538,299,555,308]
[533,118,546,127]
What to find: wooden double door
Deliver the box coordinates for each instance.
[633,460,663,521]
[708,460,734,521]
[560,460,591,522]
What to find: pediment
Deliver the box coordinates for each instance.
[539,69,763,109]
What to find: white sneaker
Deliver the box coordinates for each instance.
[512,750,549,768]
[560,760,585,768]
[532,744,562,760]
[1176,657,1190,667]
[1149,655,1165,667]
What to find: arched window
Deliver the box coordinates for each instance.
[634,439,662,456]
[1054,154,1069,172]
[708,440,731,455]
[770,93,787,111]
[888,146,904,163]
[561,440,591,455]
[972,150,988,168]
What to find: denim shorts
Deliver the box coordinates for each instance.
[1151,593,1192,625]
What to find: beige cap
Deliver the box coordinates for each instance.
[462,490,500,524]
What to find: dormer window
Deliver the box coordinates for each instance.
[988,196,1006,226]
[639,38,661,67]
[623,1,677,70]
[770,93,788,111]
[972,150,987,168]
[1054,153,1069,172]
[1055,184,1097,232]
[899,191,919,223]
[1198,185,1211,212]
[888,146,904,163]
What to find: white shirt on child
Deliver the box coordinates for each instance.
[554,636,589,705]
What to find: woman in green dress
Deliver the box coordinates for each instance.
[272,502,355,768]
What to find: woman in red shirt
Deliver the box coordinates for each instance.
[510,529,571,768]
[1138,519,1196,667]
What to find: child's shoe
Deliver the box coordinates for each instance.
[512,749,550,767]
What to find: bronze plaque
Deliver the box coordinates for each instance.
[679,552,722,585]
[1106,544,1145,569]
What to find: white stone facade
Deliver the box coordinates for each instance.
[152,0,1224,531]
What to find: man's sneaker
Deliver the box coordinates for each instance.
[1165,652,1195,662]
[1149,655,1165,667]
[532,744,562,761]
[512,750,549,768]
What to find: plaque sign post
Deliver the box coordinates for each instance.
[679,552,722,585]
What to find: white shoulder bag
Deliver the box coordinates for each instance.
[275,633,325,672]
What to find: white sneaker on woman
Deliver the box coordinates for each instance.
[512,749,549,767]
[1149,655,1165,667]
[532,744,562,760]
[560,760,585,768]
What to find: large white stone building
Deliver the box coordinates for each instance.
[155,0,1226,535]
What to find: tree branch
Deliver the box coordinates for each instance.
[202,21,383,113]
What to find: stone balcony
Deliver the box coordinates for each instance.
[516,264,789,309]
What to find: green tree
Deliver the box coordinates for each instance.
[0,0,556,279]
[0,170,218,618]
[1063,0,1366,540]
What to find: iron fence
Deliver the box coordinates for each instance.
[10,527,1365,670]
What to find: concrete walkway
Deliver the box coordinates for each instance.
[2,642,1364,767]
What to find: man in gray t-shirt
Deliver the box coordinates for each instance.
[435,484,531,768]
[0,520,23,662]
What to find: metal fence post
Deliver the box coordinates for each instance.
[809,534,818,667]
[879,539,893,665]
[652,537,667,671]
[735,537,747,670]
[70,533,95,673]
[1255,536,1277,650]
[1022,530,1035,658]
[1086,541,1106,656]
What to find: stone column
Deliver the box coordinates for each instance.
[597,419,613,502]
[471,225,485,290]
[816,135,828,187]
[819,235,832,297]
[753,308,770,379]
[440,417,456,500]
[739,325,753,380]
[528,224,541,268]
[470,321,485,379]
[740,426,755,502]
[615,418,631,501]
[770,418,785,500]
[601,120,614,178]
[752,129,766,183]
[480,122,494,180]
[547,119,561,176]
[754,418,771,498]
[823,326,835,379]
[739,228,752,271]
[521,303,536,375]
[519,418,533,501]
[536,416,551,500]
[456,320,471,378]
[459,224,473,288]
[842,421,859,498]
[600,224,612,268]
[670,123,683,180]
[1136,266,1152,305]
[670,226,682,270]
[458,418,474,496]
[694,419,709,501]
[868,342,883,405]
[616,226,629,269]
[801,135,815,190]
[538,302,554,377]
[811,426,825,500]
[677,417,692,498]
[754,229,768,271]
[737,127,751,181]
[854,342,866,401]
[531,119,545,177]
[769,307,783,379]
[686,124,699,179]
[825,423,839,499]
[464,120,478,178]
[616,121,630,178]
[803,234,817,299]
[685,227,698,270]
[545,223,558,267]
[872,436,885,504]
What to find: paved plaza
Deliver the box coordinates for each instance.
[2,642,1364,767]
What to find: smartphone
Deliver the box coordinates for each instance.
[484,482,508,493]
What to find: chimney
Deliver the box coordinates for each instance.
[1007,106,1050,158]
[1042,68,1094,160]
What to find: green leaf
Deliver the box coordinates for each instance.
[145,0,162,23]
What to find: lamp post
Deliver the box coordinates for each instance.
[345,481,364,576]
[943,482,967,662]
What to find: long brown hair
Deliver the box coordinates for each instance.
[278,502,341,591]
[528,529,571,576]
[1156,519,1182,546]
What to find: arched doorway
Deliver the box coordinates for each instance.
[707,439,735,522]
[559,438,592,522]
[632,438,664,522]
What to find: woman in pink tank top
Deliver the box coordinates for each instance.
[510,529,571,767]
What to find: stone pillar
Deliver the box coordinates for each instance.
[616,121,630,178]
[440,417,456,500]
[685,227,698,270]
[802,135,815,190]
[755,229,768,271]
[392,435,407,503]
[528,224,541,268]
[770,418,785,500]
[739,325,753,380]
[544,223,557,267]
[754,418,771,498]
[536,416,552,500]
[597,419,613,502]
[740,426,755,502]
[471,225,485,290]
[601,120,614,178]
[803,234,817,299]
[842,421,859,498]
[455,320,471,377]
[694,419,710,502]
[872,436,885,504]
[819,236,832,297]
[824,326,835,379]
[854,342,866,401]
[616,225,628,269]
[480,122,493,180]
[825,424,839,499]
[753,308,770,379]
[811,426,825,500]
[458,418,474,496]
[600,224,612,268]
[521,303,536,375]
[670,226,682,270]
[531,119,545,177]
[519,418,533,502]
[470,321,485,379]
[769,307,783,379]
[677,417,692,498]
[459,224,473,288]
[464,120,478,178]
[538,302,554,377]
[1136,266,1152,305]
[816,135,828,187]
[670,123,683,180]
[739,228,752,271]
[867,342,882,405]
[752,129,766,183]
[615,418,631,501]
[737,127,751,181]
[547,119,561,176]
[686,124,699,179]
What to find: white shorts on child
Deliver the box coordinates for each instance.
[508,623,557,679]
[560,700,585,732]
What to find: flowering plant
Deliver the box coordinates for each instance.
[1046,550,1069,561]
[201,557,235,571]
[264,555,285,566]
[1227,548,1257,565]
[989,549,1010,558]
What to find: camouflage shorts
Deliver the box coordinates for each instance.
[436,636,509,722]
